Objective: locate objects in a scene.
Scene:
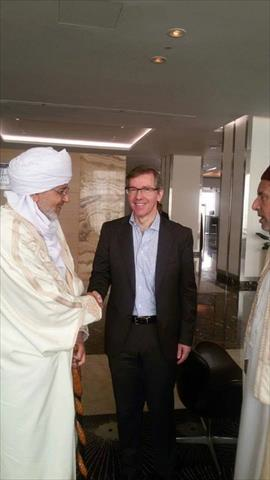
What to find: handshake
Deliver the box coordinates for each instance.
[87,290,103,308]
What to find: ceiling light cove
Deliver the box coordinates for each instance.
[0,128,152,151]
[167,28,186,38]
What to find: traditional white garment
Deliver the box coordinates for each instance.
[0,204,101,480]
[234,250,270,480]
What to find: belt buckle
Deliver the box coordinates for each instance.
[144,316,151,324]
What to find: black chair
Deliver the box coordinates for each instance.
[176,341,243,478]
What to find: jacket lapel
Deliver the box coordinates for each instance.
[155,218,173,294]
[118,217,136,293]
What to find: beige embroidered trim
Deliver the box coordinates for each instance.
[11,214,82,310]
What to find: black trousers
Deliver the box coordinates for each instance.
[108,324,176,479]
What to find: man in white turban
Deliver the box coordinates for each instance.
[0,147,101,480]
[234,165,270,480]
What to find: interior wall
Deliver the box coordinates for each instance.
[228,116,247,276]
[202,177,221,190]
[217,116,248,278]
[170,154,201,252]
[0,148,19,206]
[78,153,126,285]
[217,121,235,273]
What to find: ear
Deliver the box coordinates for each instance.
[157,188,164,202]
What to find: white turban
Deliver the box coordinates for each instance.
[8,147,72,194]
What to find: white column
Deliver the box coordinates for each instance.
[170,154,201,252]
[160,154,173,214]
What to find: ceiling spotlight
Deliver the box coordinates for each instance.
[151,56,167,64]
[15,117,20,121]
[167,28,186,38]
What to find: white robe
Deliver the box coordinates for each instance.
[0,205,101,480]
[234,251,270,480]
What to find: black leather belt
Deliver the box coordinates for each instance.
[132,315,157,325]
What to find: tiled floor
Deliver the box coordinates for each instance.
[82,234,249,416]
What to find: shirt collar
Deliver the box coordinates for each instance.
[129,212,160,231]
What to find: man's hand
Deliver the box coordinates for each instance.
[176,343,191,365]
[88,290,103,308]
[72,332,86,367]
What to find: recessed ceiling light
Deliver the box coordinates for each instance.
[167,28,186,38]
[214,126,224,133]
[151,56,167,64]
[15,117,20,121]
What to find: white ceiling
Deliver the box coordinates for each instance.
[1,0,269,161]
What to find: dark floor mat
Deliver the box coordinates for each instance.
[77,410,238,480]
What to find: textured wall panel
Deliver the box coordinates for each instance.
[78,153,126,285]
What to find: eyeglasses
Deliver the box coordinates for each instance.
[125,187,159,195]
[52,187,70,197]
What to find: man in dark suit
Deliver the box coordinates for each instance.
[88,166,197,480]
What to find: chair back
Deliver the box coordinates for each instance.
[176,341,242,419]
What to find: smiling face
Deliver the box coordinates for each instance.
[32,184,70,219]
[127,172,163,224]
[252,180,270,232]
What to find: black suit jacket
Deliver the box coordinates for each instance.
[88,215,197,360]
